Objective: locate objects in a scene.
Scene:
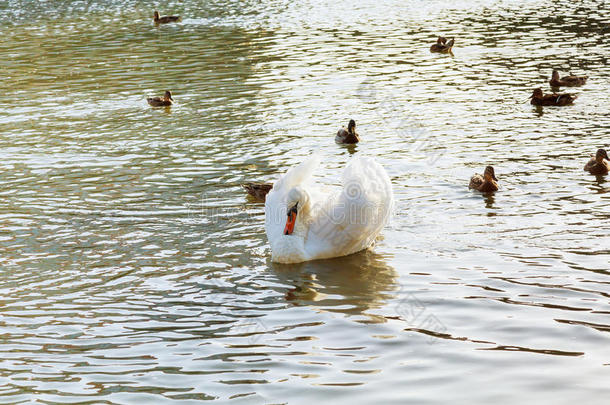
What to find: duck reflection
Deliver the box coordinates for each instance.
[588,174,608,193]
[483,192,496,210]
[338,143,358,155]
[271,249,397,317]
[594,175,607,185]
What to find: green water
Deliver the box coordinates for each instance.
[1,0,609,403]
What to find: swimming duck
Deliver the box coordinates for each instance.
[430,36,454,53]
[147,90,173,107]
[243,182,273,201]
[549,70,587,87]
[469,166,498,192]
[153,10,181,24]
[335,119,360,144]
[529,88,576,106]
[584,148,609,175]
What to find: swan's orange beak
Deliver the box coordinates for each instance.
[284,203,298,235]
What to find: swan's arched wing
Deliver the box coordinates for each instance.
[305,156,393,259]
[270,154,321,199]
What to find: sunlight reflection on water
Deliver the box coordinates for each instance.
[0,0,609,403]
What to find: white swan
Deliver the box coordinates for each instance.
[264,154,393,263]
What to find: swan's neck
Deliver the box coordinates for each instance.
[292,203,312,236]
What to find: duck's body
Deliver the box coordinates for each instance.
[529,88,576,106]
[335,119,360,144]
[430,36,454,53]
[549,70,587,87]
[154,10,181,24]
[147,90,173,107]
[264,154,393,264]
[584,149,609,175]
[469,166,499,192]
[243,183,273,201]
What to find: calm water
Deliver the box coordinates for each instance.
[1,0,609,403]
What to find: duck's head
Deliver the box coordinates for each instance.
[283,186,310,236]
[596,148,609,162]
[348,119,356,134]
[530,88,543,99]
[437,36,446,44]
[551,70,560,80]
[154,11,160,20]
[164,90,173,101]
[484,166,498,182]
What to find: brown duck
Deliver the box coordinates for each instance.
[243,183,273,201]
[154,10,181,24]
[335,119,360,144]
[430,36,454,53]
[469,166,498,192]
[584,148,609,175]
[549,70,587,87]
[147,90,173,107]
[529,88,576,106]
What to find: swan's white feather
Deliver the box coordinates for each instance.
[265,154,393,263]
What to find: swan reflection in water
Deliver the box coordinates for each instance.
[271,249,398,318]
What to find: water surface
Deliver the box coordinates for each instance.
[1,0,609,403]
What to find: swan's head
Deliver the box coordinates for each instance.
[484,166,497,182]
[551,70,560,80]
[164,90,173,101]
[596,148,609,163]
[283,186,310,236]
[347,119,356,134]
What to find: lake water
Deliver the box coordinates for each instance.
[1,0,609,403]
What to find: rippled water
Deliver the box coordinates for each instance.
[1,0,609,403]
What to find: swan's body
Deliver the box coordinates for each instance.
[265,154,393,264]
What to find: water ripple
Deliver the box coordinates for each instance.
[1,0,610,403]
